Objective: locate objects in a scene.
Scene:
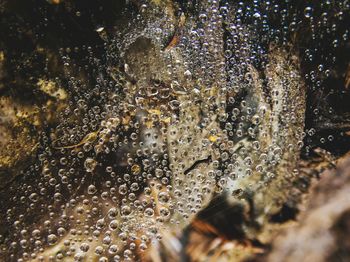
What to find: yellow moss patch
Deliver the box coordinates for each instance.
[151,0,162,5]
[148,109,162,116]
[208,135,219,143]
[37,79,67,100]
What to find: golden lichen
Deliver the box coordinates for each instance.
[37,78,67,100]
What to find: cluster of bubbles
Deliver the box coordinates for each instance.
[1,0,349,261]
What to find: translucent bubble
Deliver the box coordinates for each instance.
[47,234,58,245]
[144,208,154,217]
[95,246,104,256]
[88,184,97,194]
[253,12,261,19]
[118,184,128,195]
[159,207,170,218]
[80,243,90,252]
[158,191,170,204]
[84,158,97,172]
[304,6,313,19]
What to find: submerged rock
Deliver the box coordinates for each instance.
[0,0,349,261]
